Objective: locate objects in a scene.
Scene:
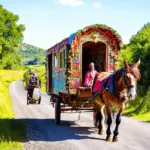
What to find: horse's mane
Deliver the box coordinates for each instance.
[113,67,124,79]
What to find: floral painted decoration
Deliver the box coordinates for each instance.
[65,50,74,88]
[110,50,120,70]
[76,24,122,48]
[65,47,80,89]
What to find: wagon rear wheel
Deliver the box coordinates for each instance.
[55,97,61,125]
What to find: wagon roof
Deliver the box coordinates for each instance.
[47,24,122,55]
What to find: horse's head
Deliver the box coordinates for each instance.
[123,60,141,100]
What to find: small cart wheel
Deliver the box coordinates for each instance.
[38,96,41,104]
[55,97,61,125]
[93,108,99,128]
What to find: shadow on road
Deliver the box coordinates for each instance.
[0,118,106,143]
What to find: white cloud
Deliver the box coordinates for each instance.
[55,0,84,7]
[93,2,101,8]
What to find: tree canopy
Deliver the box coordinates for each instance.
[0,5,25,69]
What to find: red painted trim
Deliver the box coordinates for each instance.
[106,41,108,71]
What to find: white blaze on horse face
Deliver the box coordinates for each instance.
[128,74,136,100]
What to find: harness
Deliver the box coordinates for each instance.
[82,68,136,106]
[78,68,137,120]
[122,70,135,90]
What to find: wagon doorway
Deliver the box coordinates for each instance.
[82,41,106,84]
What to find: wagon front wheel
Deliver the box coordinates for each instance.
[55,97,61,125]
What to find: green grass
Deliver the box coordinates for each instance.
[123,97,150,122]
[132,112,150,121]
[123,107,135,115]
[0,70,26,150]
[124,110,150,122]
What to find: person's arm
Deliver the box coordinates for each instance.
[84,72,90,87]
[95,70,99,75]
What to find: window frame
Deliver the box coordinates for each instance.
[53,52,59,68]
[59,49,66,68]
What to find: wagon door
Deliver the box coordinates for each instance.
[82,42,106,84]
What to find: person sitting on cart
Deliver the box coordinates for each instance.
[28,72,41,88]
[84,62,98,87]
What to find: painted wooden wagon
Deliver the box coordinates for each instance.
[46,24,122,124]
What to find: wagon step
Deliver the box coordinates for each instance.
[61,107,93,112]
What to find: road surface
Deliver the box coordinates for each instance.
[10,81,150,150]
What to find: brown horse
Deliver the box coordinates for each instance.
[92,60,141,142]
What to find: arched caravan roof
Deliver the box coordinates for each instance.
[47,24,122,55]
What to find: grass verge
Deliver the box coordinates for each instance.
[123,96,150,122]
[0,70,26,150]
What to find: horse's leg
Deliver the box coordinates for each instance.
[105,105,112,141]
[113,105,124,142]
[97,105,105,135]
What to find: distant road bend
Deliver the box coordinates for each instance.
[10,81,150,150]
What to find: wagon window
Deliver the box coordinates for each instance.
[54,53,59,68]
[60,50,65,68]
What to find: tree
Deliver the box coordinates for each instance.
[121,22,150,93]
[0,5,25,69]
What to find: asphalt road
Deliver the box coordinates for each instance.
[10,81,150,150]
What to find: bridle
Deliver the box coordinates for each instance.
[122,67,136,90]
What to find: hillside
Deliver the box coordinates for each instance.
[18,43,46,65]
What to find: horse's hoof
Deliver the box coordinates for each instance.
[113,136,119,142]
[106,136,112,142]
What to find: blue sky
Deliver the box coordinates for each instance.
[0,0,150,49]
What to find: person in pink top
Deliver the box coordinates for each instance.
[84,62,98,87]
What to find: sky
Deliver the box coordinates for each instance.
[0,0,150,49]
